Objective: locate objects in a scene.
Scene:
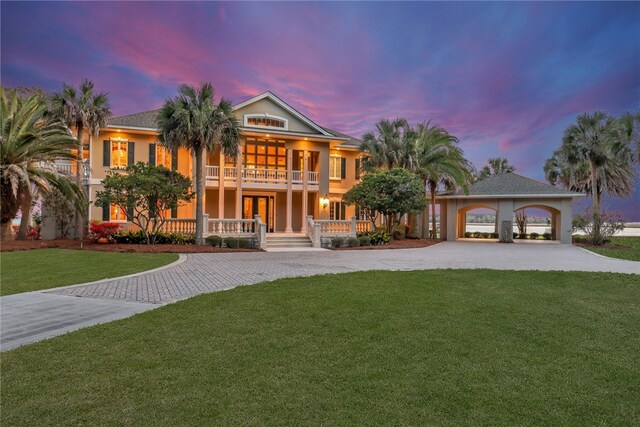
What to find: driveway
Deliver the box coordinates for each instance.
[2,241,638,350]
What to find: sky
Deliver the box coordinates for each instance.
[2,1,639,219]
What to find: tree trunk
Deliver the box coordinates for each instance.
[17,188,31,240]
[76,125,84,242]
[590,159,601,245]
[194,146,204,245]
[421,178,429,239]
[430,181,437,239]
[1,221,14,241]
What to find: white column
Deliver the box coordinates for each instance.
[235,146,243,219]
[285,148,293,233]
[301,150,308,234]
[218,149,225,219]
[447,199,457,241]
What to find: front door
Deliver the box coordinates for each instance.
[243,196,275,232]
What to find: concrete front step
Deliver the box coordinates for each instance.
[266,235,313,249]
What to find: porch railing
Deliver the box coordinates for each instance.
[160,218,197,235]
[356,220,372,234]
[306,216,358,247]
[206,166,319,185]
[207,218,256,235]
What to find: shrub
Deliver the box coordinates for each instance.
[530,232,540,240]
[573,235,589,244]
[542,232,552,240]
[238,238,252,249]
[114,230,146,244]
[205,235,223,247]
[225,237,239,249]
[490,232,499,239]
[464,231,472,238]
[391,224,407,240]
[473,231,483,239]
[573,208,625,245]
[331,237,345,248]
[358,235,371,246]
[88,221,121,242]
[113,231,195,245]
[513,233,519,239]
[481,232,491,239]
[366,230,391,246]
[347,237,360,247]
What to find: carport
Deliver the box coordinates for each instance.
[436,173,585,244]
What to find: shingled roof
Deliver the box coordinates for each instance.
[439,173,584,198]
[108,110,160,129]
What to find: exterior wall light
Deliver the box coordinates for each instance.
[320,194,330,210]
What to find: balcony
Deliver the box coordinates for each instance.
[206,166,319,189]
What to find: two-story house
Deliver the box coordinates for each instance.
[78,91,363,237]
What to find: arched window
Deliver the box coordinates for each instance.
[244,114,288,130]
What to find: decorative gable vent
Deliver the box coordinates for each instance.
[244,113,288,130]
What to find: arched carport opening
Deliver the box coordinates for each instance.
[513,204,561,241]
[456,204,498,239]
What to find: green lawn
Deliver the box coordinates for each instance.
[581,236,640,261]
[2,270,639,426]
[0,249,178,296]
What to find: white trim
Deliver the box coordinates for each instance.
[104,125,157,133]
[436,193,585,200]
[232,92,332,136]
[244,113,288,131]
[240,127,347,141]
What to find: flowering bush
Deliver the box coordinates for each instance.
[26,226,40,240]
[87,221,121,242]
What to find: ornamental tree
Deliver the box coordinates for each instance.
[343,168,427,232]
[95,162,194,244]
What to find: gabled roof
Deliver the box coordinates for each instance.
[232,91,332,136]
[438,173,584,199]
[106,91,359,143]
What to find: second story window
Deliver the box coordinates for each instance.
[156,146,172,169]
[244,114,288,130]
[330,155,345,180]
[111,140,128,169]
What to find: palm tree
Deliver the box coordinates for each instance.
[413,122,471,238]
[50,79,111,239]
[477,157,515,181]
[157,83,240,244]
[546,111,637,244]
[360,118,414,171]
[1,87,85,240]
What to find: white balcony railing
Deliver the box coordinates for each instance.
[206,166,320,186]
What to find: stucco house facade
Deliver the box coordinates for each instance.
[52,92,365,241]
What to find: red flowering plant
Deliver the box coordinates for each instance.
[87,221,121,243]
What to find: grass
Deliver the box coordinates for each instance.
[0,249,178,295]
[579,236,640,261]
[2,269,639,426]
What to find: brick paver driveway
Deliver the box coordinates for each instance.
[2,241,638,350]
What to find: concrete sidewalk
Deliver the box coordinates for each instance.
[2,241,638,351]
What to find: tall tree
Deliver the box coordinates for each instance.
[413,122,471,238]
[50,79,111,239]
[157,83,240,244]
[545,111,637,244]
[477,157,515,181]
[1,87,85,240]
[360,118,415,171]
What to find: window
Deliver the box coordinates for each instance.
[156,146,172,169]
[330,201,346,220]
[110,204,126,222]
[329,156,341,180]
[111,140,128,169]
[242,138,287,169]
[245,114,288,130]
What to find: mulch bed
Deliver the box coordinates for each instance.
[0,239,261,253]
[332,239,442,251]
